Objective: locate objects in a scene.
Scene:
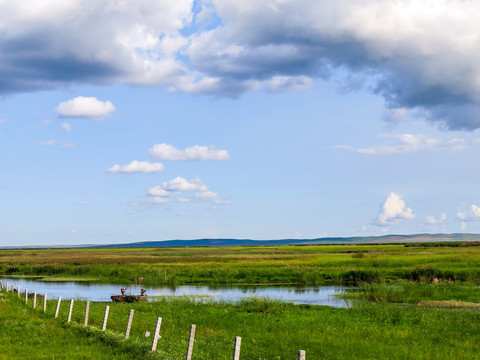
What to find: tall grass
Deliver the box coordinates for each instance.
[1,244,480,285]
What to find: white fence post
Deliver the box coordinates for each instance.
[43,294,47,313]
[185,324,196,360]
[232,336,241,360]
[55,297,62,318]
[125,309,134,339]
[84,301,90,327]
[11,284,14,292]
[6,282,9,292]
[33,292,37,309]
[297,350,306,360]
[151,317,163,352]
[68,299,74,322]
[25,289,28,304]
[102,306,110,331]
[17,286,20,297]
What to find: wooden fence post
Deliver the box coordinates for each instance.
[125,309,134,339]
[17,286,20,297]
[33,292,37,309]
[43,294,47,313]
[84,301,90,327]
[185,324,196,360]
[55,297,62,318]
[232,336,241,360]
[68,299,74,322]
[102,306,110,331]
[151,317,162,352]
[25,289,28,304]
[297,350,306,360]
[6,282,9,292]
[11,284,14,292]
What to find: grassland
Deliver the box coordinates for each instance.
[1,243,480,285]
[2,287,480,359]
[2,243,480,359]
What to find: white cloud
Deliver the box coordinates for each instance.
[461,222,467,231]
[56,97,115,119]
[337,134,474,155]
[376,192,415,226]
[134,176,228,207]
[61,123,71,132]
[0,119,6,124]
[149,143,230,161]
[107,161,165,174]
[147,186,170,197]
[457,204,480,222]
[160,177,208,192]
[425,213,446,225]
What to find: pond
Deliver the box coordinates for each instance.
[0,277,350,308]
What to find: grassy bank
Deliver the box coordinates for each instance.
[0,292,151,359]
[1,243,480,285]
[3,289,480,359]
[344,282,480,304]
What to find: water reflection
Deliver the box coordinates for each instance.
[0,277,350,308]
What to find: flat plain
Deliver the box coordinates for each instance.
[1,242,480,359]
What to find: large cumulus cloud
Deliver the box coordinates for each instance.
[2,0,480,129]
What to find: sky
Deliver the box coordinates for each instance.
[2,0,480,245]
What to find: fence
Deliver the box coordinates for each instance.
[0,280,306,359]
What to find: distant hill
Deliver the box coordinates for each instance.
[3,233,480,249]
[89,233,480,249]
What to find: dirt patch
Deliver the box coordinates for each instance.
[418,300,480,309]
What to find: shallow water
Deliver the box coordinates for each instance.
[0,277,350,307]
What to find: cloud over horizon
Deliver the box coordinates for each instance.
[2,1,480,129]
[376,192,415,226]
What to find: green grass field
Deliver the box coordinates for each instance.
[2,287,480,359]
[1,243,480,285]
[2,243,480,359]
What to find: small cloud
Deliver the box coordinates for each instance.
[0,119,6,124]
[62,123,71,132]
[107,161,165,174]
[149,143,230,161]
[59,142,76,149]
[336,134,472,155]
[457,204,480,222]
[134,177,228,207]
[159,177,208,192]
[38,140,58,146]
[375,192,415,226]
[425,213,446,225]
[461,222,467,231]
[56,96,115,119]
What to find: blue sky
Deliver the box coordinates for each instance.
[2,0,480,245]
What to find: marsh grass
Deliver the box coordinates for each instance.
[344,282,480,304]
[2,244,480,286]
